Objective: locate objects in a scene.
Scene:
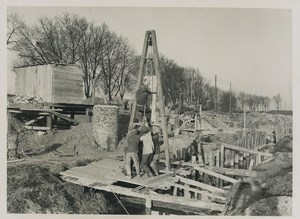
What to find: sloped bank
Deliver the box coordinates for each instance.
[7,161,122,214]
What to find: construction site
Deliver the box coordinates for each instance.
[6,8,293,216]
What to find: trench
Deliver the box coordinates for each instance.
[7,160,186,215]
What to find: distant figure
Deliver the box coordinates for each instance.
[272,130,276,144]
[136,84,152,124]
[140,124,154,177]
[125,124,141,179]
[124,100,129,110]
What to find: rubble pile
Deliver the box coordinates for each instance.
[11,95,45,104]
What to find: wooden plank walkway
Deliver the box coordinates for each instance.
[60,159,226,214]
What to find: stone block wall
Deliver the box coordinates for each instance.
[92,105,119,151]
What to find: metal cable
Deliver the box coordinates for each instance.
[112,192,130,215]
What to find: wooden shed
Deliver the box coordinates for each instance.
[14,64,83,104]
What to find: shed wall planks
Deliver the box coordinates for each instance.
[52,65,83,104]
[14,64,83,104]
[15,65,53,102]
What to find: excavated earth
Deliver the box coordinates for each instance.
[7,112,130,214]
[226,136,292,216]
[7,111,293,215]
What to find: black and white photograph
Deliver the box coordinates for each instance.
[3,1,299,217]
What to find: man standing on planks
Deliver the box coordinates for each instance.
[140,124,155,177]
[125,124,141,179]
[150,125,161,176]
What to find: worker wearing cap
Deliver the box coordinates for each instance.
[139,124,154,177]
[125,124,141,179]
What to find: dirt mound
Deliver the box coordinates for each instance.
[273,136,293,153]
[244,196,292,216]
[227,138,292,216]
[7,163,119,214]
[17,122,100,156]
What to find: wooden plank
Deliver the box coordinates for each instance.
[205,166,257,177]
[52,65,83,104]
[25,126,51,131]
[61,169,116,185]
[7,158,25,164]
[143,173,173,185]
[94,159,124,171]
[8,110,22,114]
[175,175,226,194]
[65,174,226,212]
[18,108,62,112]
[166,182,227,202]
[222,143,273,157]
[182,162,238,184]
[49,111,79,124]
[25,116,45,126]
[261,156,275,164]
[105,175,151,187]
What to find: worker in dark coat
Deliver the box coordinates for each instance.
[125,124,141,179]
[136,84,152,124]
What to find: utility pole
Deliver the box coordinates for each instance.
[214,75,217,111]
[190,72,193,103]
[229,82,232,114]
[243,110,246,136]
[191,71,194,104]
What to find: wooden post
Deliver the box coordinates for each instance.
[184,184,190,199]
[7,111,12,134]
[151,30,171,171]
[249,156,254,170]
[234,152,239,169]
[145,198,152,215]
[220,144,225,187]
[177,149,181,161]
[182,148,187,162]
[70,111,75,119]
[129,32,149,126]
[173,186,178,196]
[230,150,234,169]
[46,115,52,131]
[215,149,220,187]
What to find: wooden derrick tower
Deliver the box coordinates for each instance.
[129,30,171,171]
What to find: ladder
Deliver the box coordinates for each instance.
[129,30,171,171]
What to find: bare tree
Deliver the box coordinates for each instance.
[160,56,186,105]
[98,33,135,101]
[273,93,282,110]
[78,23,109,98]
[220,90,237,112]
[238,91,247,111]
[7,12,25,48]
[246,94,255,111]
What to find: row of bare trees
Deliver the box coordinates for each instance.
[7,12,136,101]
[8,12,282,111]
[237,92,282,112]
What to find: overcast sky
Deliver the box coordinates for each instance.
[7,7,292,109]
